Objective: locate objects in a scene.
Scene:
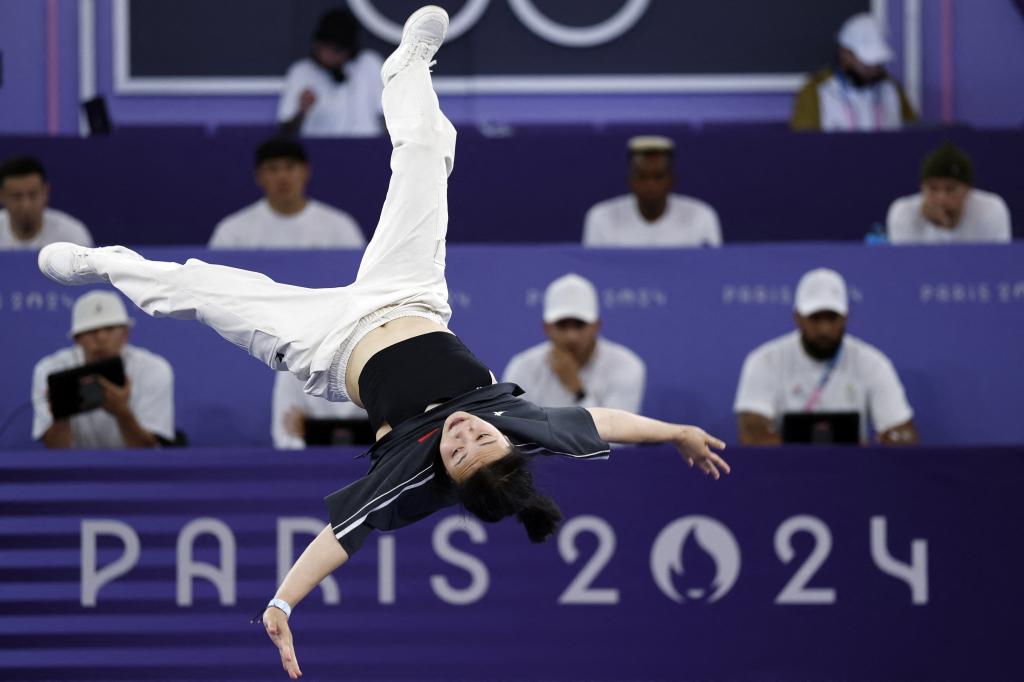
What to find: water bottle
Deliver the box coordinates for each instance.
[864,222,888,245]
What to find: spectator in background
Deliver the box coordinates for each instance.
[32,291,175,449]
[583,136,721,248]
[791,13,916,132]
[278,8,384,137]
[272,373,369,449]
[209,137,365,249]
[0,157,93,250]
[887,142,1012,244]
[503,273,646,413]
[733,268,917,446]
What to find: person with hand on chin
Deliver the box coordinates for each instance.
[886,142,1012,244]
[503,273,646,413]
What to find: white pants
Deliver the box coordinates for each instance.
[92,63,456,402]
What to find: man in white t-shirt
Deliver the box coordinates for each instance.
[887,142,1012,244]
[209,137,366,249]
[278,8,384,137]
[271,373,370,449]
[583,136,722,248]
[32,290,175,449]
[733,268,917,445]
[791,13,917,132]
[503,273,646,413]
[0,156,93,250]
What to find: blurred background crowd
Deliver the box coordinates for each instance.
[1,0,1021,451]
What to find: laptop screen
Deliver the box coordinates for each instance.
[303,418,375,446]
[781,412,860,444]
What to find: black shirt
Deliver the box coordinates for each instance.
[324,383,610,556]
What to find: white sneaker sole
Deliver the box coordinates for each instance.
[380,5,450,84]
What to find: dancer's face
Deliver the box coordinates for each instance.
[439,412,511,483]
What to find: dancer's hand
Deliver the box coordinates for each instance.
[263,607,302,679]
[674,426,729,480]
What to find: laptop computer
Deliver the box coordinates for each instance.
[47,356,126,419]
[303,417,375,446]
[781,412,860,444]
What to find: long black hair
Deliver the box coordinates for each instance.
[450,446,562,543]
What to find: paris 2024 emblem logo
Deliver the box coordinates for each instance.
[649,516,740,603]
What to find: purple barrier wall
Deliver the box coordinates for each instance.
[0,127,1022,245]
[1,244,1022,450]
[0,446,1021,681]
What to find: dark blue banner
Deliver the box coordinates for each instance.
[127,0,868,80]
[0,446,1020,680]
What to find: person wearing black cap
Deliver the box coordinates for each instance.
[208,137,365,249]
[886,142,1012,244]
[278,8,384,137]
[38,11,728,676]
[0,156,93,250]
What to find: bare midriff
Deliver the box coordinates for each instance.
[345,316,454,441]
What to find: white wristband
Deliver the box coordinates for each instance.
[267,597,292,618]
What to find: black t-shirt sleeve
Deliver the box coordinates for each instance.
[337,522,373,557]
[482,400,610,460]
[323,447,441,557]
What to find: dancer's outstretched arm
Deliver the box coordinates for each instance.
[586,408,730,479]
[262,524,349,679]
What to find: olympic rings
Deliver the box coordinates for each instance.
[348,0,492,44]
[507,0,650,48]
[347,0,651,47]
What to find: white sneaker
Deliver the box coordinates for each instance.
[37,242,141,286]
[380,5,449,86]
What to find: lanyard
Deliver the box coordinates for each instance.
[803,345,843,412]
[835,73,884,131]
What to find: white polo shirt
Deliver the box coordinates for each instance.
[277,53,384,137]
[583,194,722,248]
[209,199,365,249]
[0,208,93,250]
[502,337,646,414]
[272,373,368,449]
[817,76,906,132]
[733,331,913,440]
[32,344,175,448]
[886,189,1012,244]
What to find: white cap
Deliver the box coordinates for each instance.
[70,290,134,337]
[794,268,848,316]
[543,273,599,324]
[837,13,893,66]
[628,135,675,154]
